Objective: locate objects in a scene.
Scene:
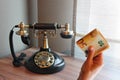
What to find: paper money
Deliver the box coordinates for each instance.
[76,28,109,57]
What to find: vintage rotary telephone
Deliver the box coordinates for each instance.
[9,22,73,74]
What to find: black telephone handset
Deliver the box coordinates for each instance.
[9,22,73,74]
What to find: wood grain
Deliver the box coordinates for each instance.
[0,48,82,80]
[0,48,120,80]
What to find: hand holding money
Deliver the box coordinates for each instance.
[78,46,104,80]
[76,28,109,57]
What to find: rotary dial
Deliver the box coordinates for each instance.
[34,51,54,68]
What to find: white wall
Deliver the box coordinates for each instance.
[89,0,120,41]
[74,0,91,59]
[76,0,91,34]
[0,0,28,57]
[38,0,74,54]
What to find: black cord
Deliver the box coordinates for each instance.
[9,26,26,67]
[9,26,17,60]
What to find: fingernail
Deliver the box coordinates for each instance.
[88,46,95,52]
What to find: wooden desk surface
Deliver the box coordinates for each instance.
[0,48,82,80]
[0,48,120,80]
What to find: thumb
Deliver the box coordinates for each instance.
[86,46,95,63]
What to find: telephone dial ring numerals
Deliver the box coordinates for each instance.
[34,51,55,68]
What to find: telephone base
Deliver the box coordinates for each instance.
[24,51,65,74]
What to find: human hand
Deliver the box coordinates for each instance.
[78,46,104,80]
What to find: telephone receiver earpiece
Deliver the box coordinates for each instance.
[16,22,29,36]
[60,23,74,39]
